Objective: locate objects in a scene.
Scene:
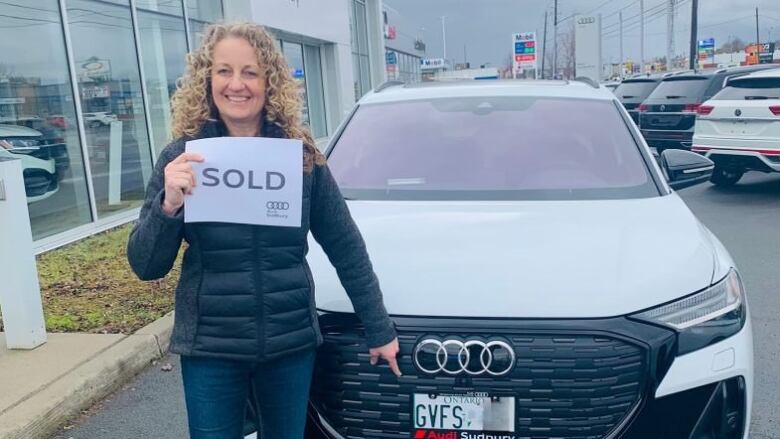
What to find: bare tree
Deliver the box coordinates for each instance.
[558,21,576,79]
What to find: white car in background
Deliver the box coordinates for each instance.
[285,80,754,439]
[83,111,118,128]
[692,68,780,186]
[0,124,59,202]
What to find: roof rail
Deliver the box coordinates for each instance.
[374,80,405,93]
[571,76,600,89]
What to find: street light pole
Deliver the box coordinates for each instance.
[553,0,558,79]
[689,0,698,70]
[441,15,447,64]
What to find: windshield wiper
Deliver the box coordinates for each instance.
[665,95,685,99]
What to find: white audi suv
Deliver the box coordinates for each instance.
[256,79,752,439]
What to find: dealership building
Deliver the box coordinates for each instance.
[0,0,393,252]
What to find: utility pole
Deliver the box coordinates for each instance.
[755,8,760,46]
[442,15,447,64]
[619,11,624,78]
[667,0,675,71]
[463,44,467,66]
[542,9,548,79]
[553,0,558,79]
[640,0,645,73]
[689,0,698,70]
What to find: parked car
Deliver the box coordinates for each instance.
[241,79,753,439]
[0,124,59,202]
[83,111,118,128]
[639,64,779,152]
[601,79,621,91]
[613,74,664,124]
[692,67,780,186]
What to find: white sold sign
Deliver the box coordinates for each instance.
[184,137,303,227]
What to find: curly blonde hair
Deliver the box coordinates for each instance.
[170,21,325,172]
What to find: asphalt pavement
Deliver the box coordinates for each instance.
[54,172,780,439]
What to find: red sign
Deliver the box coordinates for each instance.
[515,54,536,62]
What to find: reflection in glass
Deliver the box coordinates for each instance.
[67,0,153,218]
[0,0,92,239]
[282,42,309,128]
[187,0,223,48]
[303,44,327,139]
[349,0,371,100]
[136,0,188,155]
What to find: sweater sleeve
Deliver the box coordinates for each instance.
[310,163,397,348]
[126,143,185,281]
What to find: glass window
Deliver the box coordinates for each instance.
[329,97,657,201]
[645,77,711,103]
[136,0,188,155]
[186,0,223,48]
[303,44,327,139]
[282,41,309,128]
[349,0,371,100]
[67,0,153,218]
[714,78,780,100]
[0,0,92,239]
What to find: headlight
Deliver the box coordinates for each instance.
[631,269,746,355]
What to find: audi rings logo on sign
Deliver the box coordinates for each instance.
[413,338,516,376]
[577,17,595,25]
[266,201,289,210]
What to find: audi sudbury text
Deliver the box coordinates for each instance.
[297,79,752,439]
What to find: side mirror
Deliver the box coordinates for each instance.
[660,149,714,190]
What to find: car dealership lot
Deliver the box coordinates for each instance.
[53,172,780,439]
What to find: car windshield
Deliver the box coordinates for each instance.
[645,77,710,102]
[714,77,780,100]
[614,80,658,99]
[328,96,658,201]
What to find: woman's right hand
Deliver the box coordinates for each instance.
[162,152,204,216]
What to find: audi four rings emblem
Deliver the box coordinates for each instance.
[266,201,289,210]
[413,339,516,376]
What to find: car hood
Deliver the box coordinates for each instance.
[307,194,716,318]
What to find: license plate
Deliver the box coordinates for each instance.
[412,393,515,435]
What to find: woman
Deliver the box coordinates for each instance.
[127,22,400,439]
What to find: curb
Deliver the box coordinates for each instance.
[0,312,174,439]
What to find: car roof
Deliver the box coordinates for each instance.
[731,67,780,80]
[360,79,616,104]
[0,124,43,137]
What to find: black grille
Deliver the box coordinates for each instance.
[312,321,648,439]
[22,168,55,197]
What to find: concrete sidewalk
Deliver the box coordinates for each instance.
[0,312,174,439]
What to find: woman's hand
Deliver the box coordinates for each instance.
[162,152,204,216]
[369,337,402,377]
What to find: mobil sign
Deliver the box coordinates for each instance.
[513,32,537,73]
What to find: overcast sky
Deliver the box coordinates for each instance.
[384,0,780,67]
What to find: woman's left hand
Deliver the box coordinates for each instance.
[369,337,402,377]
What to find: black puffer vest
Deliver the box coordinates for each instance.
[127,121,396,362]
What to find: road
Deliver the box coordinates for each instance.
[55,173,780,439]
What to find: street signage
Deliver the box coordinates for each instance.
[512,32,537,75]
[698,38,715,68]
[575,14,602,82]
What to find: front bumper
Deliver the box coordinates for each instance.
[305,313,752,439]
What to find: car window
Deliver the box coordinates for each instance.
[328,96,658,201]
[645,77,710,102]
[614,81,658,99]
[714,77,780,100]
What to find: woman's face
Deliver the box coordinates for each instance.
[211,36,267,129]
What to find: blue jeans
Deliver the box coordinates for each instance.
[180,349,316,439]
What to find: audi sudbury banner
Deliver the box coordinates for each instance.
[184,137,303,227]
